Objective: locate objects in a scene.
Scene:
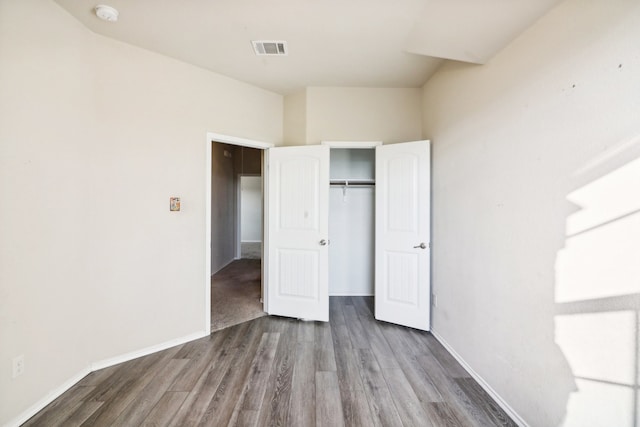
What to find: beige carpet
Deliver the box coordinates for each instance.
[241,241,262,259]
[211,258,266,332]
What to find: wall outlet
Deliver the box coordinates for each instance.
[432,293,438,307]
[12,355,24,378]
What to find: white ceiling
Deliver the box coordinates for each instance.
[54,0,563,95]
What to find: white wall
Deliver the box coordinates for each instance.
[329,187,375,296]
[240,176,263,242]
[0,0,282,425]
[283,89,307,145]
[303,87,422,145]
[0,2,95,422]
[423,0,640,425]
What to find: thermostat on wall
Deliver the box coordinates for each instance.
[170,197,181,211]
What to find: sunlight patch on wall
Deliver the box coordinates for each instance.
[556,311,636,427]
[563,379,634,427]
[556,311,635,385]
[555,157,640,303]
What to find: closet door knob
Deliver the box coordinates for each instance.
[413,242,427,249]
[319,239,328,246]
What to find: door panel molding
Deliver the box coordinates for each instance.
[266,145,330,322]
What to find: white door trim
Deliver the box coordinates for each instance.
[205,132,274,334]
[208,132,275,150]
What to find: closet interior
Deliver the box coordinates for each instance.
[328,148,376,296]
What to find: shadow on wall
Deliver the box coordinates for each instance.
[555,134,640,426]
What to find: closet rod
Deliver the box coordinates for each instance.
[329,180,375,187]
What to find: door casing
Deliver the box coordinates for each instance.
[205,132,273,334]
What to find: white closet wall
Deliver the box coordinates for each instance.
[329,187,374,295]
[328,149,375,296]
[330,149,375,180]
[240,176,262,242]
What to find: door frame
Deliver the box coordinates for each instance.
[205,132,274,334]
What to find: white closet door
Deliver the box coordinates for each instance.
[266,145,330,321]
[375,140,431,331]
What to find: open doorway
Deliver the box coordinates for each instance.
[210,141,266,332]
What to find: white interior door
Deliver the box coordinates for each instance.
[266,145,330,321]
[375,140,431,330]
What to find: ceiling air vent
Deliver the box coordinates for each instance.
[252,40,288,56]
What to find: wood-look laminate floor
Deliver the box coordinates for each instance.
[23,297,517,427]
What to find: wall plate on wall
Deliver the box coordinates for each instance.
[170,197,181,211]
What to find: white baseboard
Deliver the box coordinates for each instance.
[241,240,262,243]
[91,330,208,371]
[5,330,208,427]
[5,368,91,427]
[431,330,529,427]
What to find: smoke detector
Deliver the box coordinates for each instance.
[251,41,288,56]
[95,5,119,22]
